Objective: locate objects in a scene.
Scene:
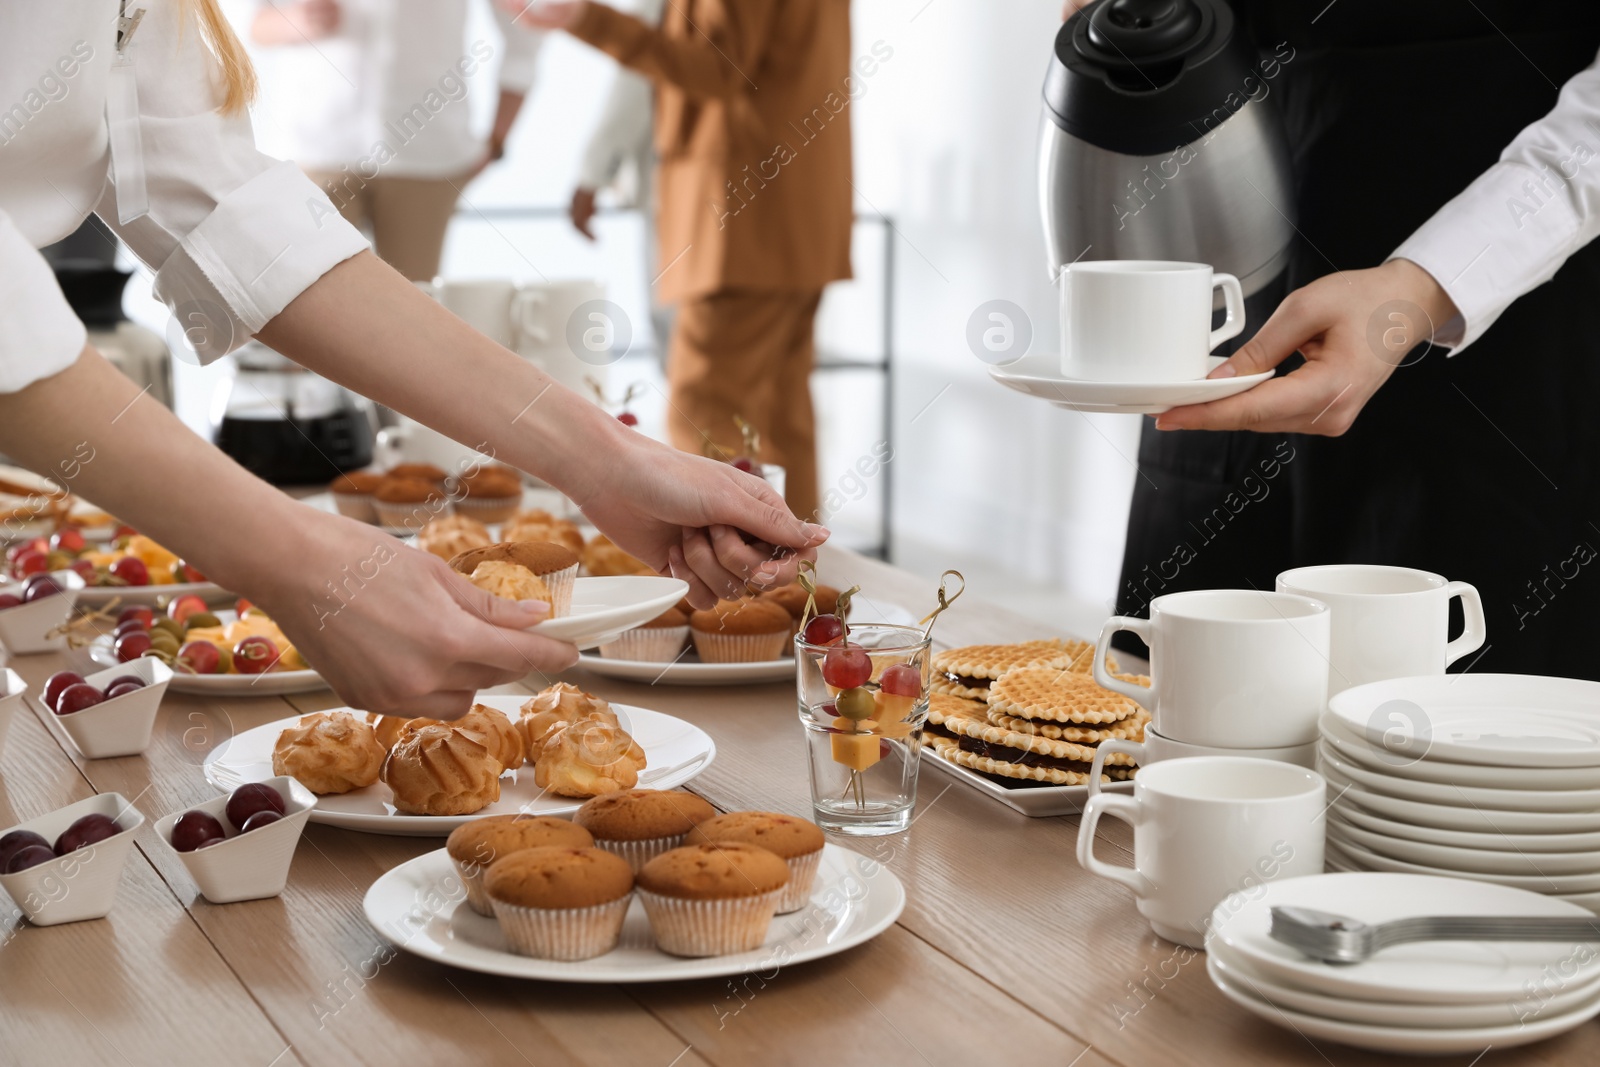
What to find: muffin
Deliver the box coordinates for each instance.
[689,598,792,663]
[636,843,789,957]
[581,534,651,577]
[374,476,450,529]
[447,815,595,915]
[272,711,385,794]
[381,723,504,816]
[449,541,579,616]
[451,465,523,524]
[686,811,825,914]
[574,789,716,872]
[503,513,585,555]
[757,583,842,645]
[463,560,552,608]
[387,462,448,485]
[416,515,491,560]
[329,470,384,523]
[485,846,634,960]
[598,607,689,662]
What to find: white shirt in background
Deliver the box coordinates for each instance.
[0,0,367,394]
[226,0,544,178]
[574,0,662,203]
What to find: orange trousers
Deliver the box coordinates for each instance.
[667,288,822,521]
[305,170,463,282]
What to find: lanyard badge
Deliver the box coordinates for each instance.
[107,1,149,224]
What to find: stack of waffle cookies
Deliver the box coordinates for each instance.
[924,639,1149,788]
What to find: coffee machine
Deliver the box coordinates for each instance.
[1039,0,1294,307]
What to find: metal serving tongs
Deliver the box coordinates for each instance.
[1270,905,1600,965]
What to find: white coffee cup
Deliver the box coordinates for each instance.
[1093,589,1330,749]
[1085,731,1317,800]
[1275,565,1487,695]
[1060,260,1245,382]
[1077,756,1327,948]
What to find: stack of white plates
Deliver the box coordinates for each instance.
[1207,872,1600,1054]
[1317,674,1600,909]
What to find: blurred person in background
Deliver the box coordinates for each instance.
[512,0,857,522]
[233,0,543,281]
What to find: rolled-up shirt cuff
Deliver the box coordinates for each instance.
[1390,159,1586,354]
[0,217,87,394]
[152,161,368,362]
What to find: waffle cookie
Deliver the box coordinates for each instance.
[931,639,1117,699]
[987,667,1143,725]
[987,707,1150,744]
[927,734,1136,786]
[926,700,1138,766]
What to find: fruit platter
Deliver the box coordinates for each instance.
[5,527,227,607]
[87,598,328,696]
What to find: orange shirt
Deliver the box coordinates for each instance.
[569,0,856,302]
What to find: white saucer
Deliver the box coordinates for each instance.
[1316,742,1600,812]
[363,842,904,981]
[988,353,1272,415]
[1328,812,1600,877]
[77,579,230,608]
[1209,871,1600,1005]
[203,695,715,836]
[1324,832,1600,895]
[1334,802,1600,854]
[575,653,793,686]
[1322,764,1600,834]
[1320,714,1600,790]
[533,576,688,650]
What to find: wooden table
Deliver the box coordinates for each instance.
[1,545,1593,1066]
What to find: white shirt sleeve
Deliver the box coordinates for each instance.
[491,4,545,94]
[576,69,653,193]
[0,211,87,393]
[1391,46,1600,353]
[96,0,367,362]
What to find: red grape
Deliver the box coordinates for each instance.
[240,810,283,833]
[11,549,47,578]
[42,671,86,711]
[0,830,50,870]
[5,540,45,564]
[21,575,62,601]
[616,411,639,427]
[55,683,105,716]
[176,640,221,675]
[54,813,120,854]
[176,561,206,583]
[0,594,20,611]
[821,644,872,689]
[6,845,56,873]
[802,614,845,647]
[109,557,149,586]
[880,663,922,698]
[820,701,839,717]
[226,783,286,830]
[68,559,96,583]
[114,631,152,663]
[171,810,227,852]
[167,594,207,623]
[232,636,280,674]
[50,528,86,554]
[730,456,756,474]
[196,837,226,849]
[113,524,137,540]
[103,677,147,700]
[112,619,147,641]
[117,605,154,628]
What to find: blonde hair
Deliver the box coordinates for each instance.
[185,0,257,115]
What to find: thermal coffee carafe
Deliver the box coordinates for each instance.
[1039,0,1294,300]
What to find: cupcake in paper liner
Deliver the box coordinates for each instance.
[636,843,790,957]
[448,541,579,617]
[689,598,791,663]
[575,789,717,874]
[330,470,383,524]
[484,846,633,960]
[599,608,690,662]
[687,811,825,915]
[450,465,523,524]
[446,815,594,917]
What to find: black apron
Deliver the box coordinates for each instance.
[1115,1,1600,681]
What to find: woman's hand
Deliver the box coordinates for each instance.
[575,430,830,606]
[1155,259,1460,435]
[504,1,585,30]
[250,0,341,46]
[253,514,579,720]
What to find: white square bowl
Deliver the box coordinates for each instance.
[0,569,84,655]
[0,792,145,925]
[152,776,315,903]
[0,668,23,756]
[44,657,173,759]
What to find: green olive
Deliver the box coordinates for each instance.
[184,612,221,630]
[836,687,876,722]
[148,632,180,653]
[152,616,183,638]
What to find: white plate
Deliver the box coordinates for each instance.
[533,576,688,651]
[1207,939,1600,1030]
[87,610,328,696]
[1320,714,1600,790]
[1208,951,1600,1054]
[1324,832,1600,895]
[576,653,794,686]
[203,695,715,836]
[1327,674,1600,768]
[1209,871,1600,1004]
[1334,802,1600,854]
[988,353,1273,415]
[76,579,230,607]
[1316,742,1600,812]
[918,742,1132,817]
[1322,764,1600,834]
[1328,813,1600,877]
[363,842,904,981]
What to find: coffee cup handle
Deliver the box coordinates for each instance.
[1209,273,1246,351]
[1085,736,1145,799]
[1077,792,1152,897]
[1093,617,1157,711]
[1443,581,1487,666]
[511,290,551,345]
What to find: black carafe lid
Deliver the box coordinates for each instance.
[1043,0,1259,155]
